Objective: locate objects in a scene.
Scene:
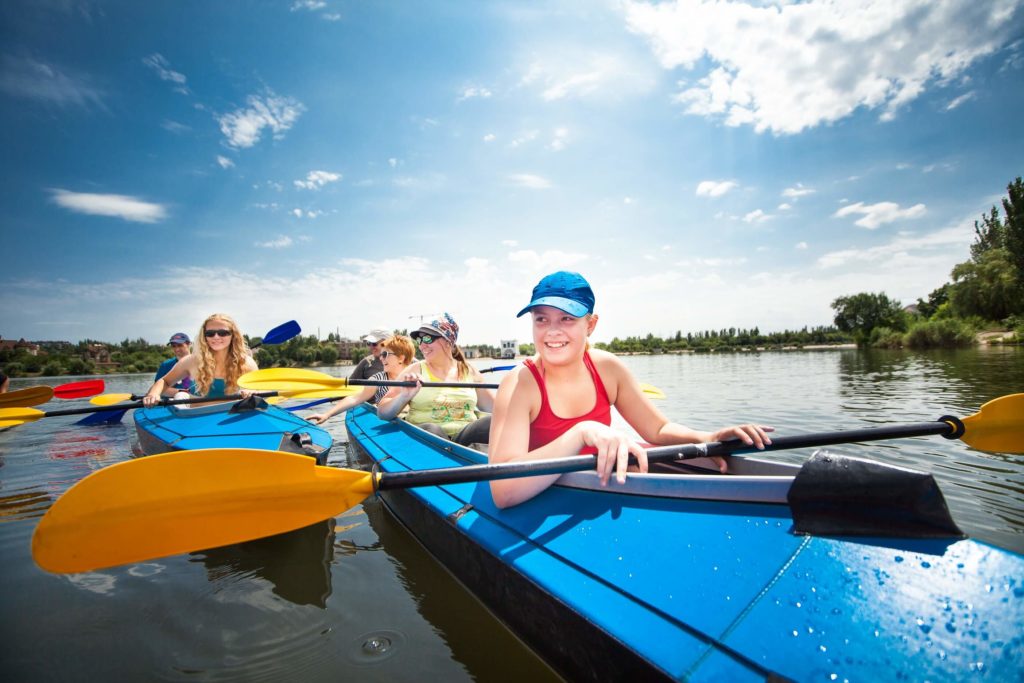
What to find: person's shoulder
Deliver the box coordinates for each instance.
[588,347,624,367]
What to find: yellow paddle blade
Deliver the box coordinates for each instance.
[239,368,347,392]
[0,386,54,409]
[960,393,1024,454]
[0,407,45,429]
[32,449,376,574]
[641,383,666,400]
[90,393,135,406]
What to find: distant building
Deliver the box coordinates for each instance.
[0,337,41,355]
[500,339,516,359]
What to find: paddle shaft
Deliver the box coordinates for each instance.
[376,420,957,490]
[29,392,279,417]
[348,379,496,389]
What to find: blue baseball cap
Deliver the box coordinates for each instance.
[168,332,191,344]
[516,271,596,318]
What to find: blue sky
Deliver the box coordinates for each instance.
[2,0,1023,346]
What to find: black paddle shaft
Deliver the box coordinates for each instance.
[29,392,280,417]
[376,419,959,491]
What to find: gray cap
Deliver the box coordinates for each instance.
[361,329,390,343]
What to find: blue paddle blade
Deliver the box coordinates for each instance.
[75,409,128,425]
[480,365,516,373]
[260,320,301,346]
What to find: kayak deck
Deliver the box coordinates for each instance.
[345,404,1024,681]
[135,399,332,462]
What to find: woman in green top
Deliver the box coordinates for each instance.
[376,312,495,445]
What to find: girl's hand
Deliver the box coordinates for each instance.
[142,393,161,407]
[576,422,648,486]
[306,413,328,425]
[396,372,422,399]
[706,424,775,473]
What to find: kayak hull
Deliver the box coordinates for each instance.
[345,404,1024,682]
[135,400,332,462]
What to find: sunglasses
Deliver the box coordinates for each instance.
[204,329,232,338]
[380,350,397,361]
[416,334,438,345]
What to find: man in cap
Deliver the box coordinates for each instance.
[154,332,193,396]
[350,329,389,401]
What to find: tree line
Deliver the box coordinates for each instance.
[831,176,1024,348]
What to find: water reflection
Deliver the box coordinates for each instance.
[362,496,562,682]
[190,518,335,608]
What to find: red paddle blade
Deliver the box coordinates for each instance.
[54,379,106,399]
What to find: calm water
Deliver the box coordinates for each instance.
[1,348,1022,680]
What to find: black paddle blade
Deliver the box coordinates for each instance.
[787,451,964,539]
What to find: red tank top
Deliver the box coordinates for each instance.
[524,350,612,452]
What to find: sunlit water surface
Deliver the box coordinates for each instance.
[1,347,1021,680]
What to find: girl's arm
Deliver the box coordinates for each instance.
[306,386,376,424]
[144,355,195,406]
[376,363,422,420]
[603,353,772,472]
[468,366,496,412]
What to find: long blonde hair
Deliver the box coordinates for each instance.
[192,313,249,396]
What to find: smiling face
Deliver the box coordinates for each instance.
[202,318,235,353]
[531,305,597,364]
[171,342,191,359]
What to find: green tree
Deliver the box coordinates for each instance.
[831,292,906,345]
[915,283,950,319]
[1002,176,1024,290]
[949,248,1020,321]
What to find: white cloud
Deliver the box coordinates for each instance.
[946,91,977,110]
[624,0,1022,134]
[161,119,190,134]
[507,249,589,272]
[50,189,167,223]
[743,209,769,223]
[502,240,519,247]
[457,85,492,101]
[508,173,553,189]
[0,55,104,107]
[294,170,341,190]
[388,158,399,168]
[782,184,815,199]
[778,202,792,211]
[218,91,305,149]
[291,0,326,10]
[483,133,496,142]
[255,235,294,249]
[817,224,968,269]
[518,49,657,102]
[217,155,234,169]
[142,53,188,94]
[549,127,570,151]
[695,180,736,197]
[795,241,808,250]
[833,201,927,229]
[509,130,539,147]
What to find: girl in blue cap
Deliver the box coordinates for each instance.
[488,271,773,508]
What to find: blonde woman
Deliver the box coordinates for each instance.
[143,313,258,406]
[377,312,495,445]
[305,334,416,425]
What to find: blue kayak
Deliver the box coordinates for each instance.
[135,398,332,463]
[345,404,1024,681]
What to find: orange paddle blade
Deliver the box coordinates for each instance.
[32,449,375,574]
